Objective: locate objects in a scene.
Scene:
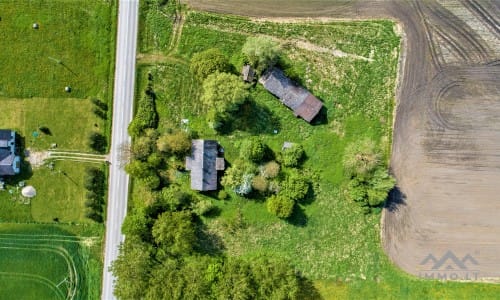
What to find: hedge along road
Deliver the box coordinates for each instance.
[183,0,500,281]
[101,1,139,300]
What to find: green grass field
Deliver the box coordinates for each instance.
[0,1,115,298]
[0,224,102,300]
[133,7,500,299]
[0,160,104,223]
[0,97,105,151]
[0,0,115,99]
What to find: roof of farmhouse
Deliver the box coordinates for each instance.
[185,139,225,191]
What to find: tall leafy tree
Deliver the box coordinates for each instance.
[110,237,154,300]
[152,210,196,256]
[200,72,249,128]
[190,48,230,80]
[242,36,281,73]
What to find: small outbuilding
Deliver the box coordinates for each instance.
[186,140,225,191]
[32,23,39,29]
[241,65,255,82]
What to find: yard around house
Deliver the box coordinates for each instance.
[0,1,116,298]
[129,3,500,299]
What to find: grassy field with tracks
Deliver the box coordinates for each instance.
[0,224,102,300]
[133,4,500,298]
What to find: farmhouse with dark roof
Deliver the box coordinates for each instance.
[0,130,21,176]
[185,139,225,191]
[259,68,323,123]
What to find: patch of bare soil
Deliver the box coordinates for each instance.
[183,0,500,281]
[25,149,49,168]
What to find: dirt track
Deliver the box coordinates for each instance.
[184,0,500,281]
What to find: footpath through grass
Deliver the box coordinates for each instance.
[134,6,500,299]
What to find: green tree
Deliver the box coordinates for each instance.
[131,135,155,161]
[190,48,230,80]
[242,36,281,73]
[110,237,153,300]
[140,173,161,190]
[366,168,396,207]
[122,211,152,241]
[267,194,295,219]
[88,132,107,153]
[214,258,256,300]
[156,131,191,156]
[152,211,196,256]
[280,169,308,201]
[250,256,300,300]
[280,144,304,167]
[128,87,158,137]
[125,160,152,179]
[157,186,193,212]
[239,137,265,163]
[343,139,381,177]
[346,168,395,210]
[200,72,249,127]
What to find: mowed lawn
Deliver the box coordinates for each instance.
[0,223,103,300]
[0,0,115,99]
[135,8,500,299]
[0,97,105,151]
[0,161,102,223]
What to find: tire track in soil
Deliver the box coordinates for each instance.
[462,0,500,36]
[418,1,491,65]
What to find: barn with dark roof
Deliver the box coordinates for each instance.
[259,68,323,123]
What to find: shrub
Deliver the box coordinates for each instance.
[260,161,280,179]
[280,169,308,201]
[251,175,268,193]
[193,200,216,216]
[267,195,294,219]
[239,138,265,163]
[343,139,381,177]
[128,88,158,137]
[280,144,304,167]
[221,160,256,196]
[217,190,228,200]
[88,132,107,153]
[190,48,230,80]
[346,168,396,211]
[156,131,191,156]
[91,98,108,111]
[85,209,103,223]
